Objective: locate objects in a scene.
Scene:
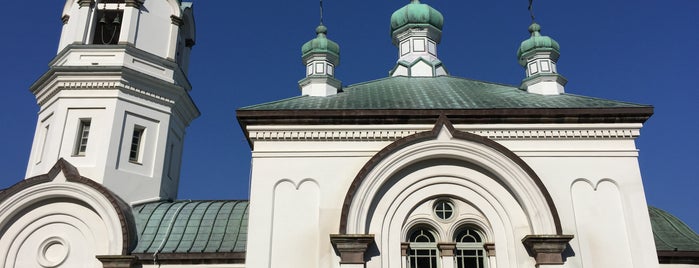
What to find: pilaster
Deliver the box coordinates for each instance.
[484,243,497,268]
[438,243,456,268]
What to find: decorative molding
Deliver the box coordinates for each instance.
[97,255,138,268]
[124,0,144,8]
[61,15,70,24]
[77,0,93,8]
[249,128,423,142]
[522,235,574,265]
[464,128,639,139]
[43,81,176,107]
[339,116,564,235]
[170,15,183,26]
[437,243,456,257]
[330,234,375,264]
[247,126,641,142]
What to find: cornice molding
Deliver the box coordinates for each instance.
[124,0,144,8]
[77,0,93,8]
[246,124,642,142]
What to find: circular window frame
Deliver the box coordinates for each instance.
[433,199,456,222]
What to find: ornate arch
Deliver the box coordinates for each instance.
[0,159,135,267]
[339,116,562,235]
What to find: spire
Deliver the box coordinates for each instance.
[298,3,341,97]
[517,22,567,95]
[388,0,447,77]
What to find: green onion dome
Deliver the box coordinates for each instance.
[390,0,444,33]
[301,25,340,57]
[517,23,560,66]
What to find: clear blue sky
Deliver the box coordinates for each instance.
[0,1,697,231]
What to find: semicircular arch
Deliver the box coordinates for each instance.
[340,118,562,235]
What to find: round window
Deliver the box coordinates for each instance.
[433,200,454,220]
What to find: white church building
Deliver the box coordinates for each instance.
[0,0,697,267]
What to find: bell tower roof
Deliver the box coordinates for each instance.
[390,0,444,34]
[301,24,340,58]
[517,22,560,66]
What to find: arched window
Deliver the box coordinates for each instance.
[454,228,486,268]
[408,227,438,268]
[92,0,124,45]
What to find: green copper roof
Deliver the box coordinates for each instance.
[240,76,649,111]
[517,23,560,66]
[132,200,248,254]
[650,206,699,251]
[390,0,444,33]
[301,25,340,58]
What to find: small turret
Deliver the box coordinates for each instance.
[389,0,447,77]
[299,24,342,97]
[517,22,567,95]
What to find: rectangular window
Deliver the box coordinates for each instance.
[75,119,91,156]
[129,126,145,163]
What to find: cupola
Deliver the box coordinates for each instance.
[517,22,567,95]
[389,0,448,77]
[299,24,342,97]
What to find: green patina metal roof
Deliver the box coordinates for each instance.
[390,0,444,33]
[302,25,340,58]
[240,76,648,111]
[517,23,560,66]
[132,200,249,254]
[650,206,699,251]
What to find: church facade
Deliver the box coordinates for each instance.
[0,1,697,268]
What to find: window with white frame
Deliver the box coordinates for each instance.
[74,119,91,156]
[128,125,145,163]
[434,200,455,221]
[408,227,439,268]
[454,227,486,268]
[403,198,492,268]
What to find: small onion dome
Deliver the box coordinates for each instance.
[301,25,340,57]
[390,0,444,33]
[517,23,560,66]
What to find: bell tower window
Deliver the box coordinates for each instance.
[129,125,145,163]
[92,0,123,45]
[74,119,91,156]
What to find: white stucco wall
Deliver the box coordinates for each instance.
[244,123,659,268]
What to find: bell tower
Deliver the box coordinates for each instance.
[26,0,199,204]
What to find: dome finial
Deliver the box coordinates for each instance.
[528,22,541,37]
[528,0,536,23]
